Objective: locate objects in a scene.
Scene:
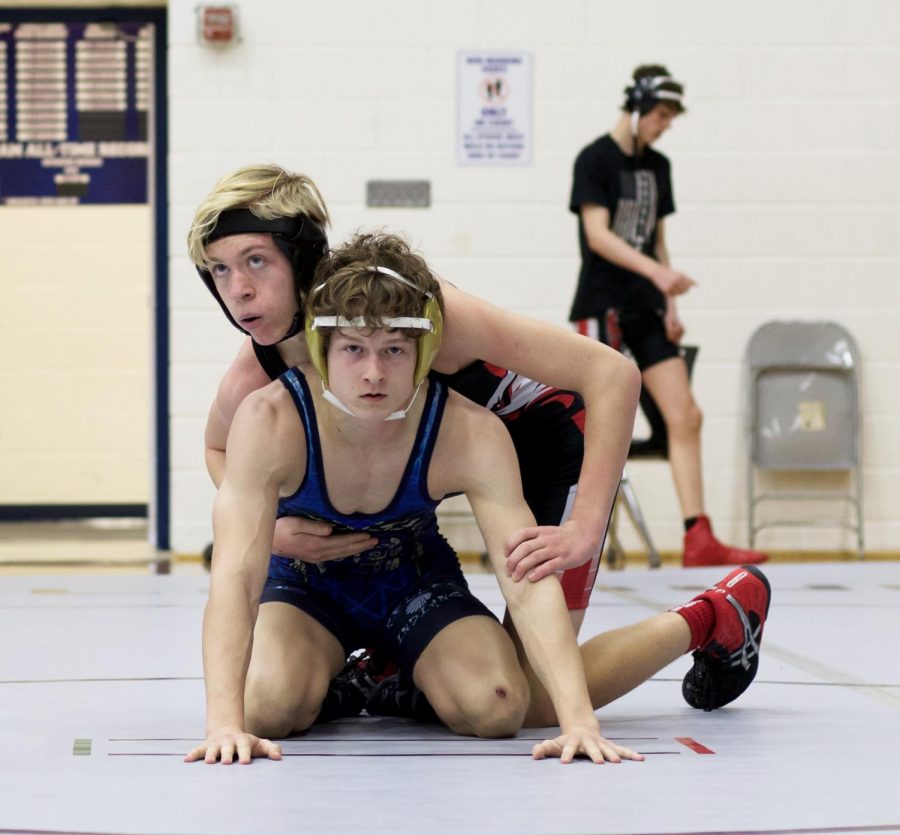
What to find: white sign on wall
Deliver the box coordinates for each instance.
[457,51,532,166]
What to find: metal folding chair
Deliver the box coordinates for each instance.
[746,321,863,558]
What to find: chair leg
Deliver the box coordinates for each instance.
[618,470,662,569]
[605,488,626,570]
[854,468,865,560]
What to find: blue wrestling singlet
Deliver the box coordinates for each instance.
[259,368,495,670]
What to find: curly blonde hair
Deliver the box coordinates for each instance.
[308,231,443,337]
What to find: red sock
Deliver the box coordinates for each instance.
[671,598,715,651]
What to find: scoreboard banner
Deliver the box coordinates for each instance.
[0,20,153,205]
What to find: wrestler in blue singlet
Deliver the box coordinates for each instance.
[259,367,496,672]
[254,341,598,610]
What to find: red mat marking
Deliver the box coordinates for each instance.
[675,736,715,754]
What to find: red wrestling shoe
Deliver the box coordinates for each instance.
[678,565,771,711]
[683,516,768,568]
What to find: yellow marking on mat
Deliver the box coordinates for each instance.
[73,738,92,756]
[32,588,70,595]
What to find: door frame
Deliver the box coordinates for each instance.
[0,7,169,548]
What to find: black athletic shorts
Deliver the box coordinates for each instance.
[575,308,679,371]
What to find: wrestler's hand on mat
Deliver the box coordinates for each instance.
[651,265,696,297]
[184,729,282,765]
[272,516,377,563]
[504,519,597,582]
[532,723,645,765]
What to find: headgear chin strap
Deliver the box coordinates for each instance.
[305,265,443,421]
[319,377,425,422]
[197,208,328,340]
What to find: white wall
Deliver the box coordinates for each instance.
[167,0,900,554]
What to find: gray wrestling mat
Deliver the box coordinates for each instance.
[1,563,898,835]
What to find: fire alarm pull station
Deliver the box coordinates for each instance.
[197,6,239,44]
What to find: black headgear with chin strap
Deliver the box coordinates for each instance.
[197,208,329,338]
[621,68,685,163]
[623,71,685,117]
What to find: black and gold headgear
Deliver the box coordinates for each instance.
[305,265,443,388]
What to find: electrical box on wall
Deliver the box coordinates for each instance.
[366,180,431,208]
[196,5,239,45]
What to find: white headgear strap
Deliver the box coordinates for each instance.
[311,315,434,332]
[309,265,436,303]
[630,75,683,154]
[636,75,683,108]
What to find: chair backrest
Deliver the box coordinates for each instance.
[747,320,858,373]
[746,321,860,470]
[629,345,698,459]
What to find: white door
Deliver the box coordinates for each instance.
[0,16,159,515]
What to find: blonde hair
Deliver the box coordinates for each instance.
[187,164,331,268]
[309,231,443,337]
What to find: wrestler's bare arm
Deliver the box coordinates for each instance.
[188,384,301,764]
[432,397,643,764]
[205,339,275,488]
[204,339,377,558]
[434,281,642,580]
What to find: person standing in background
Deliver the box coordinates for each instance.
[569,64,767,568]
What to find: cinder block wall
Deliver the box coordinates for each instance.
[168,0,900,554]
